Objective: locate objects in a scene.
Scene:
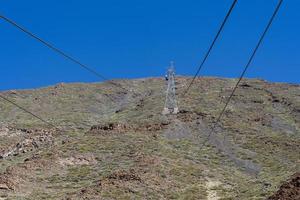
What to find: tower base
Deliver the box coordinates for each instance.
[162,107,179,115]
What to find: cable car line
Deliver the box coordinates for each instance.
[198,0,283,150]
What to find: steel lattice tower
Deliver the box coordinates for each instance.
[162,62,179,115]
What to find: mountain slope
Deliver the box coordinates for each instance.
[0,77,299,199]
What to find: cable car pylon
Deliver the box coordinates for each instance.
[162,61,179,115]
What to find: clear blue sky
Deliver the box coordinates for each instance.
[0,0,299,90]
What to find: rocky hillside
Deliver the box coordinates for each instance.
[0,77,299,199]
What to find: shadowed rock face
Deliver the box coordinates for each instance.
[0,77,299,199]
[267,173,300,200]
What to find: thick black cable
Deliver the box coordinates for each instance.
[182,0,238,97]
[0,94,59,130]
[0,15,130,94]
[199,0,283,150]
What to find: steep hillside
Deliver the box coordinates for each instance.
[0,77,299,199]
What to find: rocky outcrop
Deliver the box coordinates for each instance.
[0,129,54,159]
[267,173,300,200]
[88,121,169,135]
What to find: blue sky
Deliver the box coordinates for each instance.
[0,0,299,90]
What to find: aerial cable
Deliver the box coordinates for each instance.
[0,94,59,130]
[182,0,238,97]
[0,15,130,94]
[198,0,283,150]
